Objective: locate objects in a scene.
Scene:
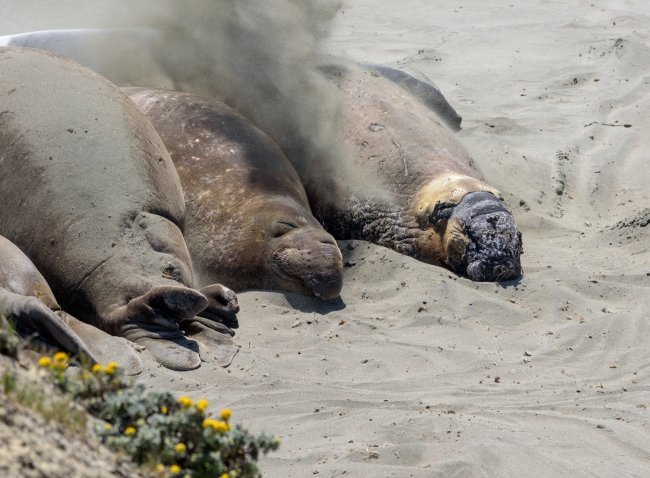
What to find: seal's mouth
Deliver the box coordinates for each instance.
[445,192,522,282]
[271,237,343,300]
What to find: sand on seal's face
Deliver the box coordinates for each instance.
[3,0,650,476]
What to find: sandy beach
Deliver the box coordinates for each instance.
[3,1,650,476]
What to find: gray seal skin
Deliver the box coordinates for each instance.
[312,64,522,282]
[0,235,143,375]
[125,88,343,299]
[0,47,239,370]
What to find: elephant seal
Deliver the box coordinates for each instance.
[125,88,343,299]
[311,64,522,282]
[0,47,238,370]
[0,235,143,374]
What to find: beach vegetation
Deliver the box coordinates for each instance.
[1,316,279,477]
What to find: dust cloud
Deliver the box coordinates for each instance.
[101,0,382,211]
[1,0,391,212]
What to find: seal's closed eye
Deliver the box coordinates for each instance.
[273,221,299,238]
[279,221,298,228]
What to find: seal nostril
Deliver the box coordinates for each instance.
[317,234,338,247]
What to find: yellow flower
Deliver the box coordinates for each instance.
[104,423,113,430]
[124,426,136,436]
[52,361,67,371]
[104,361,118,375]
[177,396,193,409]
[53,351,69,362]
[175,443,187,453]
[169,464,181,474]
[154,464,165,472]
[220,408,231,421]
[82,372,92,380]
[213,420,229,434]
[202,418,215,428]
[38,357,52,368]
[201,418,229,433]
[219,474,229,478]
[92,364,103,374]
[196,398,208,412]
[161,406,168,414]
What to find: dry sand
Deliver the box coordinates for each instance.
[3,1,650,476]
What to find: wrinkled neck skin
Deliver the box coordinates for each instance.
[320,195,427,260]
[318,176,522,282]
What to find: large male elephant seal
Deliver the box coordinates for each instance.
[0,47,238,370]
[310,64,522,282]
[0,235,143,374]
[125,88,343,299]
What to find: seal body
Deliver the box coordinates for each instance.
[313,64,522,282]
[125,88,343,299]
[357,63,462,132]
[0,235,142,374]
[0,47,238,370]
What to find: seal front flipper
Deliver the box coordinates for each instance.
[0,288,97,362]
[181,319,239,368]
[180,285,240,367]
[196,284,239,329]
[56,311,143,375]
[113,286,208,371]
[109,285,208,332]
[123,326,201,372]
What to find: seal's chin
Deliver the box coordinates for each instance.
[446,191,522,282]
[270,235,343,300]
[466,259,521,282]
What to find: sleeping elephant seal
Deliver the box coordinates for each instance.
[125,88,343,299]
[0,235,142,375]
[312,64,522,282]
[0,47,238,370]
